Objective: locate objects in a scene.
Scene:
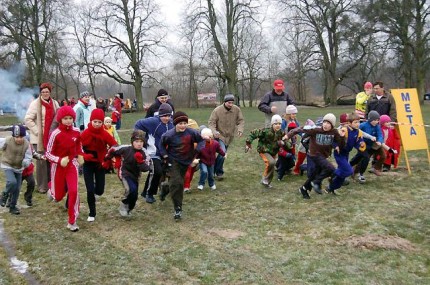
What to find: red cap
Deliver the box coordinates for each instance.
[339,113,348,124]
[273,79,284,89]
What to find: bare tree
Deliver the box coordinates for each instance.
[90,0,165,110]
[363,0,430,101]
[279,0,369,104]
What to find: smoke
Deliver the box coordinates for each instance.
[0,62,38,122]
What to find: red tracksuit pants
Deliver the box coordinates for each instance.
[49,161,80,225]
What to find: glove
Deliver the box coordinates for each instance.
[245,142,252,153]
[191,158,200,168]
[134,151,144,164]
[77,155,84,166]
[102,160,112,170]
[389,148,398,154]
[83,153,94,161]
[60,156,69,167]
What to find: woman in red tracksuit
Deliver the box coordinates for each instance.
[46,106,84,232]
[81,109,118,222]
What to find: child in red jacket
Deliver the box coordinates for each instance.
[379,115,401,171]
[81,109,118,222]
[196,128,225,190]
[46,106,84,232]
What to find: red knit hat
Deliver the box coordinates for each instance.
[364,82,373,89]
[90,109,105,121]
[287,121,297,131]
[56,106,76,122]
[339,113,348,124]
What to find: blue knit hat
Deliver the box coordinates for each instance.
[12,125,26,137]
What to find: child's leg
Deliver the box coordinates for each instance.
[198,163,209,187]
[147,158,162,196]
[83,162,97,218]
[373,148,386,171]
[50,163,67,202]
[313,156,335,185]
[303,155,318,190]
[293,151,307,174]
[169,161,188,212]
[65,163,80,225]
[183,165,195,190]
[259,153,276,184]
[329,154,353,191]
[207,165,215,187]
[214,140,227,177]
[4,170,22,209]
[23,174,35,205]
[122,177,138,212]
[277,156,287,180]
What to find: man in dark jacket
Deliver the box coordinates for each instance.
[145,89,175,118]
[366,81,397,122]
[258,79,295,127]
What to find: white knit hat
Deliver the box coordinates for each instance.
[104,117,112,124]
[201,128,213,138]
[323,113,336,127]
[271,114,282,125]
[285,105,298,115]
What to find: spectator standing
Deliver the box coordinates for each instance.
[96,97,108,112]
[366,81,397,122]
[25,82,60,193]
[145,89,175,118]
[73,91,91,131]
[355,82,373,120]
[258,79,295,128]
[113,93,123,129]
[208,94,245,180]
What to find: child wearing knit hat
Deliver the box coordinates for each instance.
[245,114,286,188]
[379,115,400,171]
[0,125,32,214]
[45,106,85,231]
[286,113,345,199]
[81,109,119,222]
[355,81,373,119]
[159,111,203,220]
[105,130,151,217]
[276,121,297,181]
[350,110,385,180]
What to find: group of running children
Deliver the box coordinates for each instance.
[0,101,400,231]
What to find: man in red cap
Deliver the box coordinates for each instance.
[258,79,295,127]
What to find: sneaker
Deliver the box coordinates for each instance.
[210,185,216,190]
[382,166,390,172]
[215,174,224,180]
[87,216,95,222]
[368,168,375,174]
[66,223,79,232]
[6,200,11,208]
[197,185,204,191]
[299,186,310,199]
[47,191,55,202]
[1,194,8,207]
[9,207,20,215]
[25,200,33,207]
[94,194,101,201]
[119,203,129,217]
[141,190,147,199]
[342,178,350,186]
[358,175,366,184]
[311,182,322,194]
[146,195,156,204]
[184,188,190,193]
[174,208,182,220]
[325,186,337,195]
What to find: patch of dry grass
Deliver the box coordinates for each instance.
[0,106,429,284]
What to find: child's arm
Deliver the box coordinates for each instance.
[22,145,33,169]
[361,130,376,141]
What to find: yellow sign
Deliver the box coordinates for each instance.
[391,89,428,150]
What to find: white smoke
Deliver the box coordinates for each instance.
[0,62,38,122]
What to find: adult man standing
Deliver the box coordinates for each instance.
[145,89,175,118]
[208,94,245,179]
[258,79,295,127]
[366,81,397,122]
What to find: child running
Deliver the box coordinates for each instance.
[286,113,345,199]
[81,109,118,222]
[45,106,84,231]
[105,130,151,217]
[0,125,32,215]
[245,114,286,188]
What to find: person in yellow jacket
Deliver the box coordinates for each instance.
[355,82,373,120]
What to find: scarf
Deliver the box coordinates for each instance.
[40,97,55,150]
[79,98,89,106]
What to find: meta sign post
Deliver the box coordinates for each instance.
[391,88,430,174]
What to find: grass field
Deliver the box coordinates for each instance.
[0,104,429,284]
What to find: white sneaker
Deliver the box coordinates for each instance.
[119,203,129,217]
[47,191,55,202]
[210,185,216,190]
[67,223,79,232]
[95,194,101,201]
[87,216,95,222]
[184,188,190,193]
[197,185,204,190]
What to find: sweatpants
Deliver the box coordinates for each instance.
[83,162,106,218]
[23,173,36,203]
[276,154,295,180]
[328,152,353,191]
[49,161,80,225]
[302,155,335,190]
[169,160,188,210]
[259,153,276,184]
[142,158,162,196]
